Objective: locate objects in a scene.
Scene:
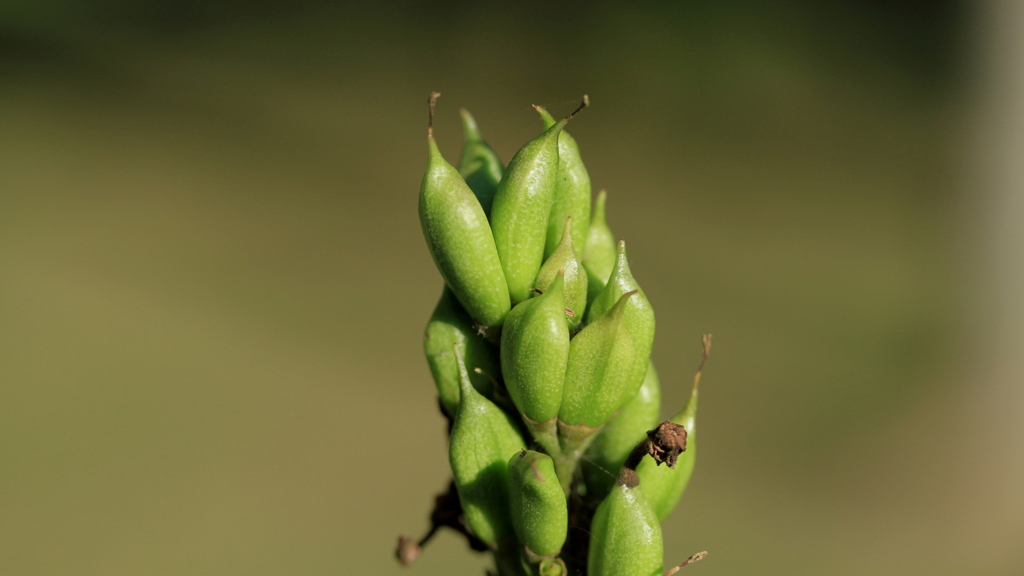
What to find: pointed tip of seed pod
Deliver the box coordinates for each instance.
[459,108,483,142]
[592,190,608,223]
[533,105,556,130]
[546,270,566,297]
[427,91,441,139]
[602,289,638,324]
[559,216,574,246]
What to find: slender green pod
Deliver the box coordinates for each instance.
[583,190,617,303]
[535,106,591,260]
[424,287,500,418]
[491,97,588,304]
[587,239,655,405]
[420,93,511,329]
[500,273,570,454]
[558,291,637,429]
[533,217,588,332]
[507,450,568,558]
[587,482,663,576]
[449,347,527,545]
[637,337,707,521]
[582,360,660,500]
[458,108,504,217]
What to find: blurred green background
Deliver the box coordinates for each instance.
[3,2,1023,575]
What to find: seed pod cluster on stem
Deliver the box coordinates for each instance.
[400,92,711,576]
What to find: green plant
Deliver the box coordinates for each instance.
[398,93,710,576]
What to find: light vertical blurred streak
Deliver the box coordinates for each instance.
[962,0,1024,565]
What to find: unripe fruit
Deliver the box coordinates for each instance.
[637,369,699,521]
[582,360,660,500]
[587,240,655,406]
[491,97,587,304]
[501,273,570,427]
[419,94,510,329]
[534,217,588,332]
[507,450,568,558]
[582,190,616,302]
[458,108,503,217]
[424,287,500,418]
[449,348,526,544]
[588,482,663,576]
[535,106,591,260]
[559,291,637,429]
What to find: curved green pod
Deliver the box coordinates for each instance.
[535,106,591,261]
[558,291,637,429]
[533,217,588,332]
[636,374,699,521]
[491,98,587,304]
[582,361,660,500]
[507,450,568,558]
[424,287,500,418]
[586,240,655,405]
[588,482,663,576]
[420,95,511,329]
[582,190,616,304]
[449,349,526,545]
[458,108,503,217]
[500,273,570,454]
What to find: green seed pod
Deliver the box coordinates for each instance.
[582,360,660,500]
[586,240,655,404]
[507,450,568,557]
[458,108,503,217]
[449,348,526,545]
[558,291,637,429]
[491,97,587,304]
[533,217,588,332]
[500,274,569,453]
[582,190,617,303]
[535,106,591,260]
[637,369,699,521]
[420,93,511,329]
[424,287,500,419]
[588,482,663,576]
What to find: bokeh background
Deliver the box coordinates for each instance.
[3,1,1023,575]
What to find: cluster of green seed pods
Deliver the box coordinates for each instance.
[402,92,709,576]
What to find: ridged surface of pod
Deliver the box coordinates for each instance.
[449,351,526,544]
[507,450,568,558]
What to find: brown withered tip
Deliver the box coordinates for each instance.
[396,535,421,565]
[663,550,708,575]
[646,421,688,468]
[427,92,441,136]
